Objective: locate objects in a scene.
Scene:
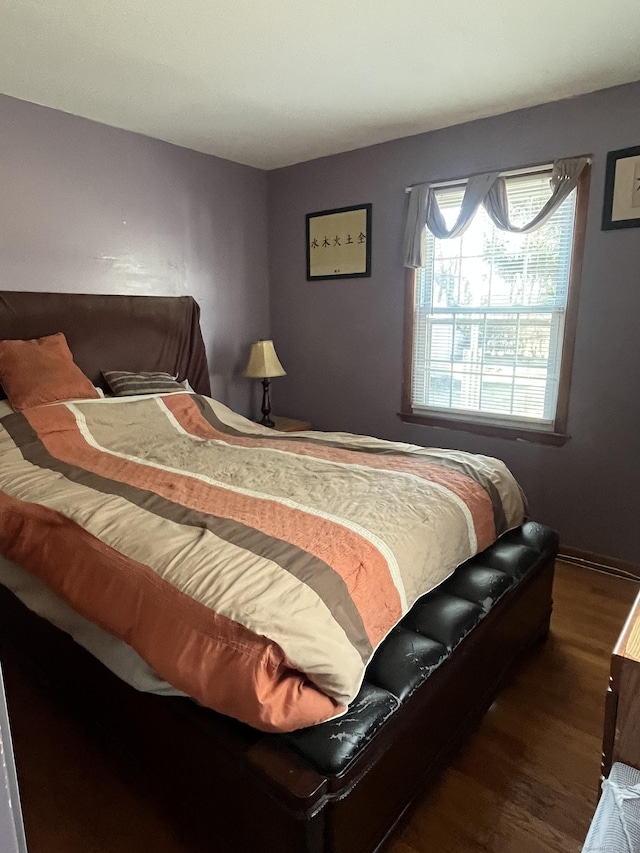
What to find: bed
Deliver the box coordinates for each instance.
[0,291,558,852]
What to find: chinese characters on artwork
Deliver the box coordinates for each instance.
[310,232,367,251]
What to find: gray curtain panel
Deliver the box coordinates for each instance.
[403,156,589,268]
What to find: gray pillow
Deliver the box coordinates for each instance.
[102,370,184,396]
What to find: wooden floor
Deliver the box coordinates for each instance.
[3,561,638,853]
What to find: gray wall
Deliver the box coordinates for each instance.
[0,93,269,414]
[268,81,640,563]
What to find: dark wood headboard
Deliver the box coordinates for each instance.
[0,291,211,396]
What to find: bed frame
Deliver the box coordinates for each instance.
[0,292,558,853]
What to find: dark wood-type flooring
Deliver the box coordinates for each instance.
[3,561,638,853]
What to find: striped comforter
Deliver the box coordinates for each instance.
[0,393,525,732]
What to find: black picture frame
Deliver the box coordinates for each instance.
[602,145,640,230]
[306,204,372,281]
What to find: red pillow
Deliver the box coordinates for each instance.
[0,332,99,411]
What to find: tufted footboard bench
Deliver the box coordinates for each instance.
[0,521,558,853]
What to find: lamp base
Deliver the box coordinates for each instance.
[259,378,274,428]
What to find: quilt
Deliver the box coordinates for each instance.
[0,393,525,731]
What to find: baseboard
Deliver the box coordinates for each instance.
[558,547,640,582]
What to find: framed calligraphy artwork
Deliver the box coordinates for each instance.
[306,204,372,280]
[602,145,640,230]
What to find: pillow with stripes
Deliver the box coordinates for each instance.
[102,370,185,396]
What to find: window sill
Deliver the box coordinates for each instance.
[397,411,569,446]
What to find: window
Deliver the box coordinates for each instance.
[401,164,589,444]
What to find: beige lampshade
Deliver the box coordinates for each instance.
[244,340,286,379]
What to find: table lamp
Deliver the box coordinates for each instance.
[244,340,286,427]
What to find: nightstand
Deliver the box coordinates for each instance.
[270,416,311,433]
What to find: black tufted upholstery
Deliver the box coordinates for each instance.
[280,521,558,777]
[402,593,483,650]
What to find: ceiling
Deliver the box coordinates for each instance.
[2,0,640,170]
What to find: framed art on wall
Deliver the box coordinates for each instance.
[602,145,640,230]
[306,204,372,280]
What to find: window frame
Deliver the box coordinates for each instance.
[399,163,591,446]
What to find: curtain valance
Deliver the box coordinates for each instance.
[403,156,589,269]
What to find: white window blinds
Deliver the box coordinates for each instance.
[411,170,577,426]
